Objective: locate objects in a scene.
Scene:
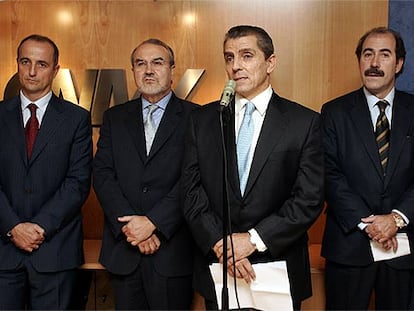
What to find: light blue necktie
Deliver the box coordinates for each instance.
[237,101,255,195]
[144,104,159,155]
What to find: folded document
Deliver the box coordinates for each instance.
[370,232,411,262]
[210,261,293,310]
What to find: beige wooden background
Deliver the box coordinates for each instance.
[0,0,388,239]
[0,3,389,308]
[1,0,388,108]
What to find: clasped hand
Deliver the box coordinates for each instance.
[213,233,256,284]
[118,215,160,254]
[362,214,398,252]
[11,222,45,253]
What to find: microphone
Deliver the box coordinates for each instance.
[219,80,236,107]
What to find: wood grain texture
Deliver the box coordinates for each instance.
[0,0,388,239]
[1,0,388,108]
[0,2,388,308]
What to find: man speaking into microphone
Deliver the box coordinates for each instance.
[182,25,324,310]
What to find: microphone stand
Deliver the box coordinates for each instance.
[219,98,254,311]
[219,103,232,311]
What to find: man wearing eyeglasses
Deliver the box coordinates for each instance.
[93,38,198,310]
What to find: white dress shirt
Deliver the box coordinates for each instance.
[20,90,52,127]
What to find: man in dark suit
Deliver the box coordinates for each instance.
[182,25,324,310]
[0,34,92,309]
[321,27,414,310]
[93,38,197,310]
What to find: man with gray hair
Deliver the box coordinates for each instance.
[94,38,197,310]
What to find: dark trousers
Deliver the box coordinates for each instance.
[110,256,193,310]
[325,260,414,310]
[0,259,77,310]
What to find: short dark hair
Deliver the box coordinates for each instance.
[224,25,274,59]
[17,34,59,66]
[355,27,406,75]
[130,38,175,67]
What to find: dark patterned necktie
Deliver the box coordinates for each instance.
[25,103,39,159]
[375,100,389,176]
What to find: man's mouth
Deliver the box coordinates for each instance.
[144,77,156,82]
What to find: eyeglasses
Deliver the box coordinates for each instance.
[133,59,169,71]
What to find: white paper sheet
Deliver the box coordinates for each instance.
[370,232,411,262]
[209,261,293,310]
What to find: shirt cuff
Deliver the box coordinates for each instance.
[392,209,409,225]
[248,228,267,252]
[358,222,368,230]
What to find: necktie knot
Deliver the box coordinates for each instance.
[244,101,255,117]
[28,103,38,114]
[147,104,159,114]
[145,104,159,125]
[377,100,388,114]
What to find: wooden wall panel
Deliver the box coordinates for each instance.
[1,0,388,108]
[0,0,388,239]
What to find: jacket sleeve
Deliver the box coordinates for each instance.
[321,103,372,234]
[31,109,92,239]
[93,110,137,240]
[254,113,325,258]
[182,111,223,254]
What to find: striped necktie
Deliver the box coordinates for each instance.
[237,101,255,195]
[375,100,390,176]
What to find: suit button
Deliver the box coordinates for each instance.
[25,188,32,194]
[142,187,149,193]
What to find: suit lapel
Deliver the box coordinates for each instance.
[29,95,65,163]
[147,94,182,160]
[384,93,412,187]
[349,90,384,180]
[243,93,288,197]
[223,103,241,199]
[3,98,27,165]
[124,99,147,163]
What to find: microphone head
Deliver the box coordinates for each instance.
[220,80,236,107]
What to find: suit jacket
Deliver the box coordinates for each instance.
[182,91,324,303]
[0,93,92,272]
[93,92,197,277]
[321,88,414,269]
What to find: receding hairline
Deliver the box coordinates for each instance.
[130,39,175,67]
[17,34,59,66]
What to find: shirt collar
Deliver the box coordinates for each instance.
[141,91,172,111]
[235,85,273,116]
[363,87,395,110]
[20,90,52,111]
